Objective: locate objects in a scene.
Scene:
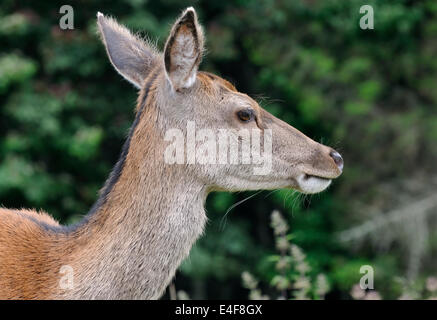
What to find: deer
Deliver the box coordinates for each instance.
[0,7,343,299]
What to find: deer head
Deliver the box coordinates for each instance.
[97,7,343,196]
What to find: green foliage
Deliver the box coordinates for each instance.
[242,211,331,300]
[0,13,31,37]
[0,54,37,93]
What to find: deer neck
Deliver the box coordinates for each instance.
[62,80,208,299]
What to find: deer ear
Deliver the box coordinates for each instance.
[97,12,157,89]
[164,7,204,91]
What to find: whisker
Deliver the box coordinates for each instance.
[220,190,263,231]
[264,189,281,199]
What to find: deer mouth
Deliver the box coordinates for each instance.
[303,173,331,181]
[296,174,332,194]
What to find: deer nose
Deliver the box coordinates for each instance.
[329,150,343,171]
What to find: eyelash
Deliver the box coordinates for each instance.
[237,109,255,122]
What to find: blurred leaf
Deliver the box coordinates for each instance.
[0,54,37,93]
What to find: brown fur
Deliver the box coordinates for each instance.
[0,208,64,299]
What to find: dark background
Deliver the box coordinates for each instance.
[1,0,437,299]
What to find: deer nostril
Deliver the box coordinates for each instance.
[329,151,344,171]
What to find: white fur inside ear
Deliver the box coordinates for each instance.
[185,72,197,88]
[168,32,199,89]
[164,6,205,91]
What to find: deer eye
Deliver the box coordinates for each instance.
[237,109,254,122]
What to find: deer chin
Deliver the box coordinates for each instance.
[296,174,332,194]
